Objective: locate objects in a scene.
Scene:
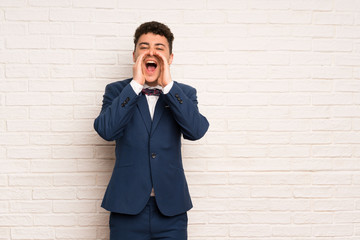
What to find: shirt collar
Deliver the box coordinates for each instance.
[143,83,162,90]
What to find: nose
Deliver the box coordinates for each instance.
[149,49,154,56]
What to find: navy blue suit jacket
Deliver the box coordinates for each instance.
[94,78,209,216]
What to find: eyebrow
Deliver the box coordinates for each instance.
[139,42,166,47]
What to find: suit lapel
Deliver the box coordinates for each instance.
[137,94,151,134]
[151,94,165,135]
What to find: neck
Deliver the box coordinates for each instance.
[145,80,158,87]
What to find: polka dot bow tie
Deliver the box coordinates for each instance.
[141,88,163,96]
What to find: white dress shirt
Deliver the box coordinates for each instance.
[129,80,174,196]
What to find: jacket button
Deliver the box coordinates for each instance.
[151,153,157,159]
[175,94,179,98]
[125,97,130,102]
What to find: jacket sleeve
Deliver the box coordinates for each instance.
[94,83,140,141]
[163,82,209,141]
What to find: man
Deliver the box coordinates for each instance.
[94,21,209,240]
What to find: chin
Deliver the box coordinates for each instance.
[145,75,160,86]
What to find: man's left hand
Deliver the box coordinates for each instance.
[154,51,172,88]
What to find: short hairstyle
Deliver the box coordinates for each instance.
[134,21,174,54]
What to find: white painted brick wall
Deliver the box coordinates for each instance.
[1,0,360,239]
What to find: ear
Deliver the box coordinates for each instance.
[168,53,174,65]
[132,51,136,63]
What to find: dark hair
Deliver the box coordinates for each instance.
[134,21,174,54]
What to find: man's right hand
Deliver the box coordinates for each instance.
[132,51,149,86]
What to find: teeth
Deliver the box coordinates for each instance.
[146,60,156,64]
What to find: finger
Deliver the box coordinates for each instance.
[136,51,149,66]
[154,51,167,64]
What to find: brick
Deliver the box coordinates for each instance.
[29,22,72,35]
[29,0,71,7]
[5,9,48,21]
[313,200,354,211]
[0,160,30,174]
[94,67,131,79]
[189,225,228,237]
[77,187,105,199]
[74,23,119,36]
[293,187,333,198]
[0,50,28,63]
[293,25,334,37]
[186,173,228,185]
[73,0,117,8]
[50,37,93,49]
[0,0,26,7]
[52,146,94,159]
[272,226,312,237]
[0,23,27,35]
[291,133,332,144]
[314,13,354,25]
[7,147,51,159]
[51,66,93,78]
[78,213,108,226]
[54,174,96,186]
[207,0,246,10]
[0,215,32,226]
[184,11,226,23]
[230,225,271,237]
[30,133,72,145]
[6,36,49,49]
[183,145,224,158]
[0,80,28,92]
[335,212,360,223]
[138,11,182,23]
[251,186,293,198]
[11,228,54,239]
[50,8,91,22]
[313,224,353,237]
[31,160,77,173]
[270,199,310,211]
[55,227,96,239]
[51,120,93,132]
[6,65,49,78]
[95,37,133,50]
[7,120,50,132]
[51,92,95,105]
[313,39,353,52]
[0,133,29,145]
[30,106,73,119]
[269,11,312,24]
[93,10,137,23]
[335,0,360,11]
[291,0,333,10]
[116,0,206,10]
[33,188,76,200]
[228,11,268,23]
[29,50,71,64]
[34,215,77,226]
[9,175,52,186]
[10,201,52,213]
[74,51,117,64]
[53,201,96,213]
[0,188,32,200]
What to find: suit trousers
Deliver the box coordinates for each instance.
[109,197,188,240]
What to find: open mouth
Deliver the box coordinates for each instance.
[145,60,157,72]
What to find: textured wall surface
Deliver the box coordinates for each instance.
[1,0,360,239]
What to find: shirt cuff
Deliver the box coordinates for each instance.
[130,80,143,95]
[162,81,173,94]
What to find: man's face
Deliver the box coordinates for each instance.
[133,33,173,86]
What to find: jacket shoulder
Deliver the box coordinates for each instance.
[105,78,132,93]
[174,81,197,96]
